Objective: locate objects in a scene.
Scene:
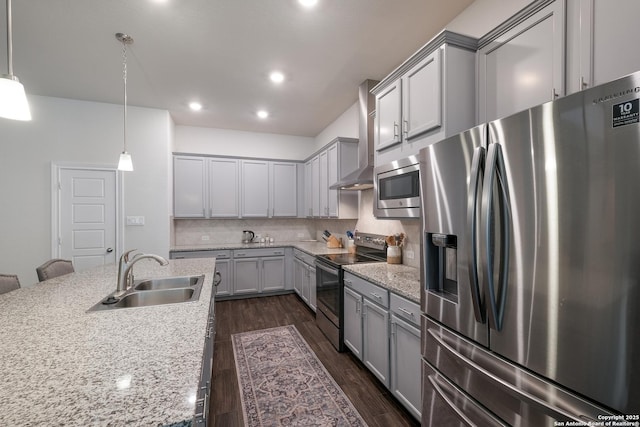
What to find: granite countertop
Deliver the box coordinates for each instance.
[343,263,421,303]
[172,240,350,257]
[0,258,216,426]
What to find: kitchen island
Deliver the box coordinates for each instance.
[0,258,216,426]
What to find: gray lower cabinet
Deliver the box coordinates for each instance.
[343,272,390,387]
[293,249,317,312]
[390,313,421,419]
[344,270,421,420]
[169,250,232,297]
[233,248,286,295]
[343,286,363,359]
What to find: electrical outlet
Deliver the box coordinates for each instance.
[126,216,145,226]
[405,250,415,260]
[201,235,210,241]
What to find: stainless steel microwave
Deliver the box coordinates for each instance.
[374,156,420,218]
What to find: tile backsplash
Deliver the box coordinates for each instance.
[354,189,421,269]
[173,218,357,247]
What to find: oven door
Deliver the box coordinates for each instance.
[315,260,341,326]
[374,157,421,218]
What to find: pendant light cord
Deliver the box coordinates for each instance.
[122,39,128,153]
[6,0,13,76]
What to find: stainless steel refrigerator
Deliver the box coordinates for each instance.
[419,71,640,426]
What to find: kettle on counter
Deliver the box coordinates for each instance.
[242,230,255,243]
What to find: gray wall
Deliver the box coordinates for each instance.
[0,95,172,286]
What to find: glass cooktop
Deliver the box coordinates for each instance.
[317,252,384,266]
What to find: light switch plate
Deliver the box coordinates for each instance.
[126,216,145,226]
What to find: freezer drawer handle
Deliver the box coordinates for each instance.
[428,328,598,423]
[467,145,486,323]
[428,374,507,427]
[481,142,511,331]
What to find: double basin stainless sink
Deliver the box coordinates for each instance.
[89,275,204,311]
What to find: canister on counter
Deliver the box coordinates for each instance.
[387,246,402,264]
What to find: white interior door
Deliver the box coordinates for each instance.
[58,168,117,271]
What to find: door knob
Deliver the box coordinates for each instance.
[106,248,113,253]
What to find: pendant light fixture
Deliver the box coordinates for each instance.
[116,32,134,171]
[0,0,31,121]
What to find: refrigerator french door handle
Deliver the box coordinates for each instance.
[427,374,508,427]
[427,328,600,424]
[481,143,511,331]
[467,146,486,323]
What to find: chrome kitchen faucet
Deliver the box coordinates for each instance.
[115,249,169,297]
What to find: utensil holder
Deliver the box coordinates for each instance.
[387,246,402,264]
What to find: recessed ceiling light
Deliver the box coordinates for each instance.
[299,0,318,7]
[257,110,269,119]
[269,71,285,84]
[189,102,203,111]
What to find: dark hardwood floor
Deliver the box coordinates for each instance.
[209,293,421,427]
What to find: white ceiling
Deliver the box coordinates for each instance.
[2,0,474,137]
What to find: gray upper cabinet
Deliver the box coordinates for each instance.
[304,137,358,219]
[240,160,270,218]
[270,162,298,217]
[208,158,239,218]
[373,30,477,166]
[174,155,207,218]
[566,0,640,94]
[477,0,565,123]
[375,80,402,152]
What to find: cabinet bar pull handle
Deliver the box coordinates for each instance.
[371,292,382,299]
[580,76,588,89]
[393,122,399,139]
[403,119,408,138]
[551,88,559,99]
[398,307,414,317]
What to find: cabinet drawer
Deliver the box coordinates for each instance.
[344,271,389,308]
[390,293,420,326]
[293,249,316,266]
[234,248,285,258]
[170,250,231,260]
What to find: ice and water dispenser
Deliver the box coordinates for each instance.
[424,233,458,301]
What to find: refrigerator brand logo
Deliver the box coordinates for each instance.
[592,87,640,104]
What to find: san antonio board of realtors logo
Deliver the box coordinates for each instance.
[612,99,639,128]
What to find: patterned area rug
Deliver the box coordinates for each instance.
[232,325,368,427]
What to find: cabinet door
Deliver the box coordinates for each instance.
[390,314,422,419]
[343,286,363,360]
[308,265,316,312]
[591,0,640,87]
[233,258,260,294]
[240,160,270,217]
[214,259,232,297]
[311,156,320,217]
[293,258,305,299]
[326,143,339,217]
[304,160,313,217]
[262,256,285,292]
[402,48,442,140]
[271,162,297,217]
[375,80,402,151]
[209,158,239,218]
[318,150,329,217]
[478,1,565,122]
[363,299,390,387]
[174,156,206,218]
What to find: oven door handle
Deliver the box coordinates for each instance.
[315,262,339,276]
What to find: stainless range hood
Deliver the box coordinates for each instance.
[330,79,379,190]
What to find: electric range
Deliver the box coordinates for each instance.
[315,232,387,351]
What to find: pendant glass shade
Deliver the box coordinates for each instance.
[0,76,31,121]
[117,151,133,171]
